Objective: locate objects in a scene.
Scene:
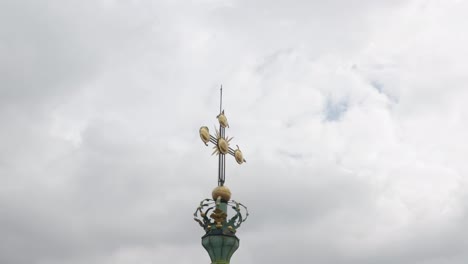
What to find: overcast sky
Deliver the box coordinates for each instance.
[1,0,468,263]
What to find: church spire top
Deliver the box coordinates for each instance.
[194,85,249,264]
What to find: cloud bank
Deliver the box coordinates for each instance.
[1,0,468,263]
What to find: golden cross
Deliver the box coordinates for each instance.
[199,86,246,186]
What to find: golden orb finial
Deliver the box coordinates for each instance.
[212,185,231,201]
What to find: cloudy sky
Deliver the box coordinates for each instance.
[1,0,468,263]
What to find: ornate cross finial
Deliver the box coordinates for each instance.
[199,85,246,186]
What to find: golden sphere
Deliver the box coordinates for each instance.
[212,186,232,201]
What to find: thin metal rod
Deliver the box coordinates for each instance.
[209,137,217,145]
[222,126,226,185]
[220,85,223,114]
[217,125,227,186]
[217,85,226,186]
[218,124,223,186]
[223,153,226,184]
[218,151,222,186]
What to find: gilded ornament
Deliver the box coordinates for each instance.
[210,208,227,229]
[212,186,231,201]
[210,127,233,156]
[216,110,229,128]
[199,126,210,146]
[217,138,229,154]
[234,145,246,164]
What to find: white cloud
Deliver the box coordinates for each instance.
[1,0,468,263]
